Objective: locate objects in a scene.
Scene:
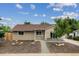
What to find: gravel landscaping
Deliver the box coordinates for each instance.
[46,42,79,53]
[0,40,41,53]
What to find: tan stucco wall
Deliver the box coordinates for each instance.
[45,26,54,40]
[13,31,34,40]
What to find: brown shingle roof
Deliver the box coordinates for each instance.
[12,24,54,31]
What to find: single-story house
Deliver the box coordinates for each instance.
[12,24,54,40]
[69,30,79,37]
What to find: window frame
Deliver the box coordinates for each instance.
[18,31,24,35]
[36,31,42,35]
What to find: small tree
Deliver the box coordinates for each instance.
[24,20,31,24]
[40,22,50,25]
[53,17,79,38]
[0,18,2,20]
[0,31,4,38]
[2,26,10,32]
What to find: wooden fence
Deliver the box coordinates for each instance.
[4,32,13,41]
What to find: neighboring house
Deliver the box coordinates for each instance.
[69,30,79,37]
[12,24,54,40]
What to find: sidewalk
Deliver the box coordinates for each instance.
[39,40,49,53]
[63,38,79,46]
[61,36,79,46]
[0,53,79,56]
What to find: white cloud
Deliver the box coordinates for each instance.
[51,12,79,20]
[53,8,63,11]
[42,14,46,17]
[30,4,36,10]
[47,3,77,8]
[19,12,29,15]
[50,16,64,19]
[34,14,47,17]
[1,17,13,21]
[0,22,7,25]
[63,12,79,18]
[16,4,23,9]
[47,3,77,12]
[6,18,13,21]
[62,3,77,8]
[50,16,56,19]
[47,3,55,8]
[34,14,38,16]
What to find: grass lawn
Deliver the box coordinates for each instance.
[46,42,79,53]
[0,40,41,53]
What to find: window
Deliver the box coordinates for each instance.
[18,31,24,35]
[36,31,42,35]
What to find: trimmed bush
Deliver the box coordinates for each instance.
[67,35,73,39]
[73,36,79,41]
[0,31,4,38]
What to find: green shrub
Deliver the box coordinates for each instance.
[73,36,79,41]
[0,31,4,38]
[67,35,73,39]
[52,33,57,38]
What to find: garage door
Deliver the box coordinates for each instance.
[24,32,34,40]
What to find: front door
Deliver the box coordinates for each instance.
[50,32,53,38]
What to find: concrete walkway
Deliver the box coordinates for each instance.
[39,40,49,53]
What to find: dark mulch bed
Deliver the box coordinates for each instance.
[46,42,79,53]
[0,40,41,53]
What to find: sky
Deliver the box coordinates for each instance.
[0,3,79,28]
